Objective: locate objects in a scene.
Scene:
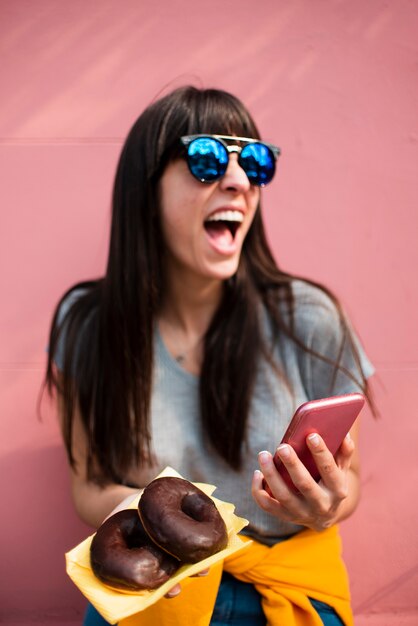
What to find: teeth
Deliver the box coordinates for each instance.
[206,210,244,223]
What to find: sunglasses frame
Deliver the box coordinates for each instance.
[180,134,281,186]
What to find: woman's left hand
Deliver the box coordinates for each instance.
[251,428,360,532]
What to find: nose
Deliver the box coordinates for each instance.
[219,154,250,193]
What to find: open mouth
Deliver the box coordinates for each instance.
[204,210,243,247]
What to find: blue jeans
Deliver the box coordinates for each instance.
[83,572,345,625]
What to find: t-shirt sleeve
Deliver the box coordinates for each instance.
[293,283,374,400]
[51,288,86,371]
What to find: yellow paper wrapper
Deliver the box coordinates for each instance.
[65,467,251,624]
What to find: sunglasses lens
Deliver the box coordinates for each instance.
[187,137,228,182]
[240,143,276,186]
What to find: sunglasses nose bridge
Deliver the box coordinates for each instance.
[220,152,252,191]
[224,144,259,187]
[225,144,242,155]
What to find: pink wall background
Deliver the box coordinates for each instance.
[1,1,417,624]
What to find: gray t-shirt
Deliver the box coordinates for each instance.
[54,280,374,545]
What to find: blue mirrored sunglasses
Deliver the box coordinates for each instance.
[180,134,281,187]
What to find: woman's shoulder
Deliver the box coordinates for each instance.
[261,278,343,354]
[56,285,89,325]
[280,278,342,336]
[290,278,339,313]
[51,281,100,371]
[55,281,100,328]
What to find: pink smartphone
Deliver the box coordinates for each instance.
[265,393,365,494]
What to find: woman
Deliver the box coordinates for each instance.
[46,86,374,625]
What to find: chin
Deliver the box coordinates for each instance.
[203,257,241,282]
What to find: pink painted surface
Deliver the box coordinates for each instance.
[1,0,417,622]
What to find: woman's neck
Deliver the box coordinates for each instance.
[159,268,223,336]
[158,270,224,374]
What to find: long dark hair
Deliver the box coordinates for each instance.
[45,86,373,483]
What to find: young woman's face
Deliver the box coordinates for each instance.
[158,150,260,284]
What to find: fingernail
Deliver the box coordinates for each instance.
[345,432,352,442]
[166,588,181,598]
[277,444,291,458]
[254,469,263,477]
[259,451,270,466]
[308,433,320,447]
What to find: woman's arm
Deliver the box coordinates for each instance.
[252,420,361,531]
[57,391,142,529]
[57,391,199,599]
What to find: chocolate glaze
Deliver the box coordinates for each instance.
[139,477,228,563]
[90,509,179,591]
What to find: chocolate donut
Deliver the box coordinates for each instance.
[90,509,180,591]
[139,477,228,563]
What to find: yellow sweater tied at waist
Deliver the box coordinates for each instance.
[121,525,354,626]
